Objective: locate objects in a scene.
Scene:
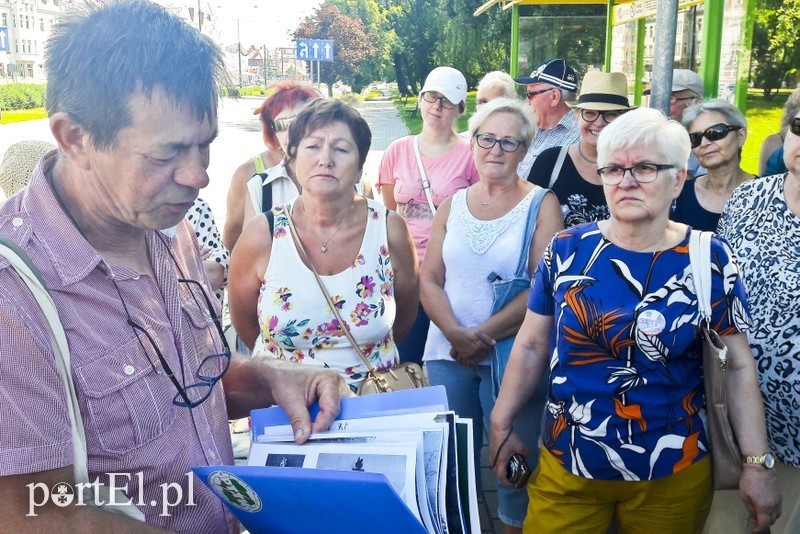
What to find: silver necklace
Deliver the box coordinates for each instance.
[300,199,352,253]
[577,142,597,164]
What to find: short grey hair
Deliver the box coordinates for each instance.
[682,98,747,130]
[477,71,516,100]
[558,87,577,104]
[597,107,690,171]
[780,84,800,133]
[468,98,537,147]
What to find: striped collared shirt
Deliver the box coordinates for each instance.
[517,108,580,180]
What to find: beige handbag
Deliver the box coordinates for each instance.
[286,211,428,395]
[0,237,146,521]
[689,230,743,490]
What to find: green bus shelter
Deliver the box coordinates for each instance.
[475,0,755,111]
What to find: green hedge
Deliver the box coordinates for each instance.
[0,83,46,110]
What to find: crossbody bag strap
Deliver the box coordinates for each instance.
[548,145,569,189]
[514,187,549,278]
[285,211,377,374]
[0,237,90,485]
[413,135,437,215]
[689,229,713,322]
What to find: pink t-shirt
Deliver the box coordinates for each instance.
[378,135,478,264]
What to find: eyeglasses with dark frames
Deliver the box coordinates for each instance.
[580,109,625,124]
[596,162,676,185]
[789,117,800,136]
[473,133,526,153]
[688,123,742,148]
[111,234,231,409]
[526,88,554,99]
[420,91,457,109]
[111,276,231,409]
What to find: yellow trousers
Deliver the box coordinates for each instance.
[525,447,713,533]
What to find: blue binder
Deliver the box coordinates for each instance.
[195,386,449,533]
[193,465,427,534]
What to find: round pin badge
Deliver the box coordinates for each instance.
[637,309,666,336]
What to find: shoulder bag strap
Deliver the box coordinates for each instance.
[413,135,437,215]
[548,145,569,189]
[285,212,377,374]
[689,229,714,322]
[0,237,90,486]
[514,187,550,278]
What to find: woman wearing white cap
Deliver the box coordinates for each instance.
[378,66,479,364]
[528,71,635,227]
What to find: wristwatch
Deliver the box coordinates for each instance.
[744,452,776,469]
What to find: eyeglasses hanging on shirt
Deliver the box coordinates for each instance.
[110,234,231,409]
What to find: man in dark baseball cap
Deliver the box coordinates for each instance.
[514,59,580,179]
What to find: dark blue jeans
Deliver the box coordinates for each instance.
[396,304,429,365]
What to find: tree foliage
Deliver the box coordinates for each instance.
[751,0,800,98]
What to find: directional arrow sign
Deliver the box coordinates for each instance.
[295,39,334,63]
[0,28,9,52]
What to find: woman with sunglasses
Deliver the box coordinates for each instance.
[378,66,479,365]
[713,110,800,533]
[527,72,635,227]
[491,108,780,532]
[223,82,320,250]
[672,99,754,232]
[421,98,563,533]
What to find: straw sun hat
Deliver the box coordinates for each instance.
[0,140,56,197]
[569,71,637,111]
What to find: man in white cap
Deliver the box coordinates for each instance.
[514,59,580,179]
[645,68,706,177]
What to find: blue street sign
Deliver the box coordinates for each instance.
[0,27,9,52]
[296,39,334,62]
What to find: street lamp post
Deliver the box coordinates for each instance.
[237,19,243,88]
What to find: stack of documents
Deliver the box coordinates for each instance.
[194,386,480,534]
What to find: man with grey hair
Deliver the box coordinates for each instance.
[645,68,706,177]
[514,59,580,179]
[0,2,346,531]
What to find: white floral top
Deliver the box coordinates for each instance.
[253,198,398,391]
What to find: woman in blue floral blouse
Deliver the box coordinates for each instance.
[490,108,780,533]
[228,99,419,392]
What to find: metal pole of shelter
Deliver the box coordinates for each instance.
[700,0,724,100]
[634,18,645,106]
[650,0,679,117]
[510,5,520,77]
[603,0,615,72]
[734,0,755,112]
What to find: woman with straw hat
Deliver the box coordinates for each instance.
[0,140,56,199]
[527,71,636,227]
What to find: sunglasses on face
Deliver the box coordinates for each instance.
[580,109,625,124]
[273,115,296,133]
[790,117,800,136]
[526,87,553,99]
[421,91,457,109]
[688,123,742,148]
[670,95,698,105]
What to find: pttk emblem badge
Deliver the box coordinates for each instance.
[207,471,262,513]
[51,482,75,507]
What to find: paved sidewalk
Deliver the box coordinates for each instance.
[356,99,505,534]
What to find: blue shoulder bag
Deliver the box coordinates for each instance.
[488,187,548,398]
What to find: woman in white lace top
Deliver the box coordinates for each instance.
[420,98,563,532]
